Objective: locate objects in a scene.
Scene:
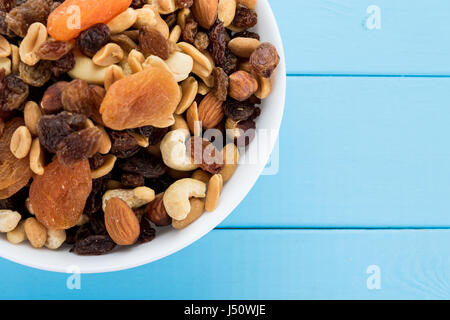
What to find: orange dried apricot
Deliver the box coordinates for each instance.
[0,118,33,199]
[100,65,181,130]
[29,158,92,230]
[47,0,132,41]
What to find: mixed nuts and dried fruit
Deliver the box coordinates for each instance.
[0,0,280,255]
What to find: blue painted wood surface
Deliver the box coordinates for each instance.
[1,0,450,300]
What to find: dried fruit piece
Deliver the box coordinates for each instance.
[30,159,92,230]
[61,79,96,116]
[1,73,29,111]
[6,0,51,37]
[136,217,156,245]
[139,25,169,60]
[100,65,181,130]
[121,172,145,187]
[19,60,52,87]
[234,30,260,40]
[71,234,116,255]
[194,31,209,51]
[188,136,224,174]
[40,81,68,114]
[249,42,280,78]
[109,130,140,158]
[133,125,168,145]
[221,49,237,74]
[145,193,171,226]
[223,98,257,121]
[51,51,75,77]
[57,127,102,167]
[212,67,228,101]
[76,23,111,57]
[231,5,257,29]
[0,0,15,13]
[0,118,33,199]
[208,21,226,66]
[105,197,140,245]
[183,18,197,44]
[37,40,73,61]
[48,0,131,41]
[119,150,167,178]
[37,112,86,153]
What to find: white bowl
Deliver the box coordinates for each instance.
[0,0,286,273]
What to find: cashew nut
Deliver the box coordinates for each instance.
[160,129,199,171]
[163,178,206,220]
[102,186,155,211]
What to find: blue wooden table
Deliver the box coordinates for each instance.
[2,0,450,299]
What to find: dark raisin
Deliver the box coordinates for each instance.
[250,42,280,78]
[1,73,29,111]
[74,225,92,242]
[76,24,110,57]
[84,174,110,215]
[175,0,193,9]
[37,111,86,153]
[119,150,167,178]
[146,173,174,194]
[0,12,14,37]
[183,18,197,44]
[139,25,169,60]
[36,39,73,61]
[208,21,226,66]
[223,98,256,121]
[235,118,256,146]
[57,127,102,167]
[121,172,145,187]
[40,81,68,114]
[61,79,96,117]
[89,153,105,170]
[234,30,260,40]
[212,67,228,101]
[194,31,209,51]
[65,227,78,245]
[51,51,75,77]
[136,217,156,245]
[6,0,50,37]
[109,130,141,158]
[19,60,52,87]
[87,211,107,235]
[188,136,224,174]
[70,235,116,256]
[232,6,257,29]
[133,125,168,145]
[221,49,238,74]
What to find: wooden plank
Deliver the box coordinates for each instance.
[1,229,450,299]
[269,0,450,75]
[221,76,450,228]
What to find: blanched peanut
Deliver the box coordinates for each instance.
[19,22,47,66]
[0,35,11,58]
[169,25,182,43]
[0,210,21,233]
[128,49,145,73]
[107,8,138,34]
[170,114,190,131]
[10,44,19,73]
[177,8,190,29]
[104,65,125,91]
[102,187,155,211]
[163,178,206,220]
[254,73,271,99]
[97,125,112,154]
[24,101,42,136]
[219,143,239,181]
[6,221,26,244]
[228,37,260,58]
[237,0,257,10]
[134,6,169,39]
[24,217,47,248]
[218,0,237,27]
[178,42,213,74]
[29,138,45,175]
[128,131,149,147]
[45,229,66,250]
[205,174,223,212]
[186,101,201,136]
[172,198,205,229]
[92,43,124,67]
[165,51,193,82]
[10,126,32,159]
[176,76,198,114]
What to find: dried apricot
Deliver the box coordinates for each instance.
[30,159,92,230]
[100,65,181,130]
[47,0,132,41]
[0,118,33,199]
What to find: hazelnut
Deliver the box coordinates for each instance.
[228,71,258,101]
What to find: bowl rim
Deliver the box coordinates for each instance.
[0,0,286,274]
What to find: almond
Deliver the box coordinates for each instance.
[105,197,140,245]
[198,92,224,129]
[192,0,218,29]
[228,70,258,101]
[145,193,172,226]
